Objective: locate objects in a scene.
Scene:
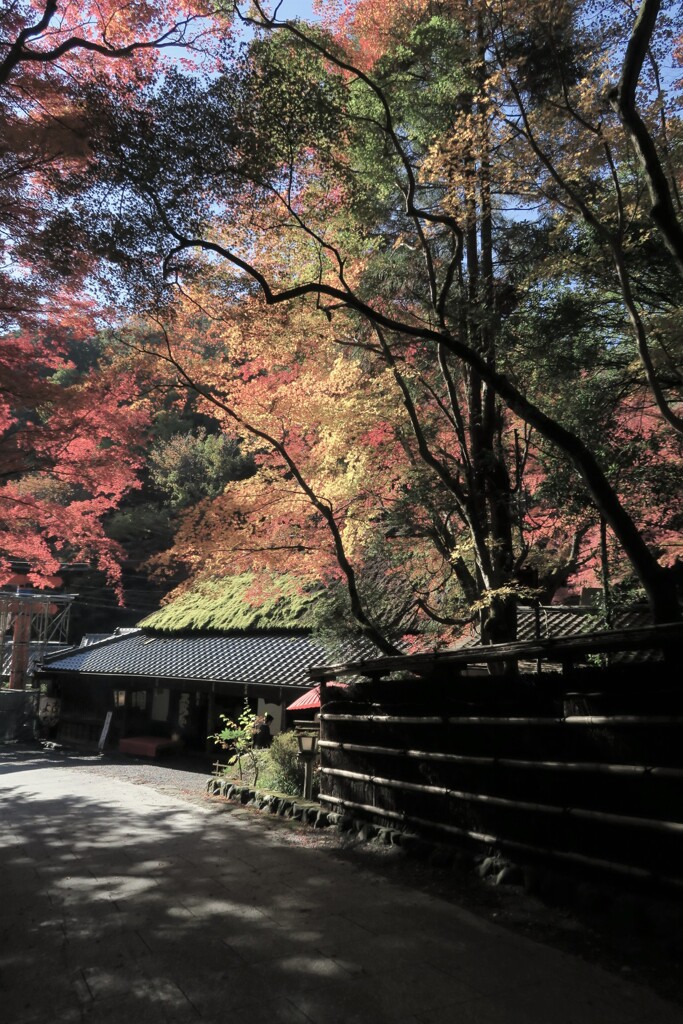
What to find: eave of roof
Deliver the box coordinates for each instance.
[38,628,381,689]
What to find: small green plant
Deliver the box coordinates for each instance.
[209,698,260,785]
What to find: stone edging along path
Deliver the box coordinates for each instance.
[206,776,328,826]
[205,776,556,867]
[205,776,418,847]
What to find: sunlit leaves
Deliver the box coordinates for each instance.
[0,332,150,588]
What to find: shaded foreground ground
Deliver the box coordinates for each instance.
[0,746,681,1024]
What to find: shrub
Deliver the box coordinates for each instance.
[268,731,307,796]
[212,727,315,799]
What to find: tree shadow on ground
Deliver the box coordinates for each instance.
[0,746,104,775]
[0,761,509,1024]
[2,752,682,1024]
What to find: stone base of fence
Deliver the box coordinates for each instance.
[206,778,329,827]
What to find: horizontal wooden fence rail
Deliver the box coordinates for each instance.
[318,739,683,779]
[322,793,683,889]
[321,765,683,835]
[322,713,683,726]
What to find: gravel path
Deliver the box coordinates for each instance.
[0,744,213,802]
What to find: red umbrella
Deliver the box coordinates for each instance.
[286,683,348,711]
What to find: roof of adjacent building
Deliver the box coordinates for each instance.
[39,628,381,690]
[454,605,654,664]
[457,604,652,648]
[1,641,70,680]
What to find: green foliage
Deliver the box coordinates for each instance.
[342,15,471,258]
[212,729,307,798]
[149,428,254,511]
[238,29,347,174]
[106,502,174,550]
[264,730,306,797]
[67,2,683,633]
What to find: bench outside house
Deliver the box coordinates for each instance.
[118,735,178,758]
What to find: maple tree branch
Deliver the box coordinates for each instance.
[498,58,606,235]
[372,324,497,591]
[610,241,683,436]
[227,544,316,554]
[415,598,470,629]
[643,34,683,215]
[498,48,683,439]
[332,335,388,357]
[598,131,627,241]
[418,376,460,436]
[511,426,532,496]
[153,211,679,619]
[234,0,464,294]
[394,176,439,310]
[0,8,203,87]
[536,16,600,138]
[534,525,591,603]
[133,42,683,632]
[436,343,472,474]
[1,0,58,83]
[168,280,236,327]
[607,0,683,279]
[271,182,351,294]
[615,0,659,104]
[373,325,468,505]
[437,241,462,325]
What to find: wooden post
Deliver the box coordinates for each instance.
[206,688,216,753]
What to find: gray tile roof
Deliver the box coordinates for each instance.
[456,604,655,664]
[457,605,651,647]
[40,630,381,689]
[518,605,651,641]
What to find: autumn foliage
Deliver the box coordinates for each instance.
[0,1,219,588]
[2,0,683,641]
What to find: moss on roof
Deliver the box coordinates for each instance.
[138,574,323,633]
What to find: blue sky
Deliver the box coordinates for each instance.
[263,1,321,21]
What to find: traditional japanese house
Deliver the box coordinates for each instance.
[36,575,379,754]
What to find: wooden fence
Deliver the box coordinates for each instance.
[311,623,683,890]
